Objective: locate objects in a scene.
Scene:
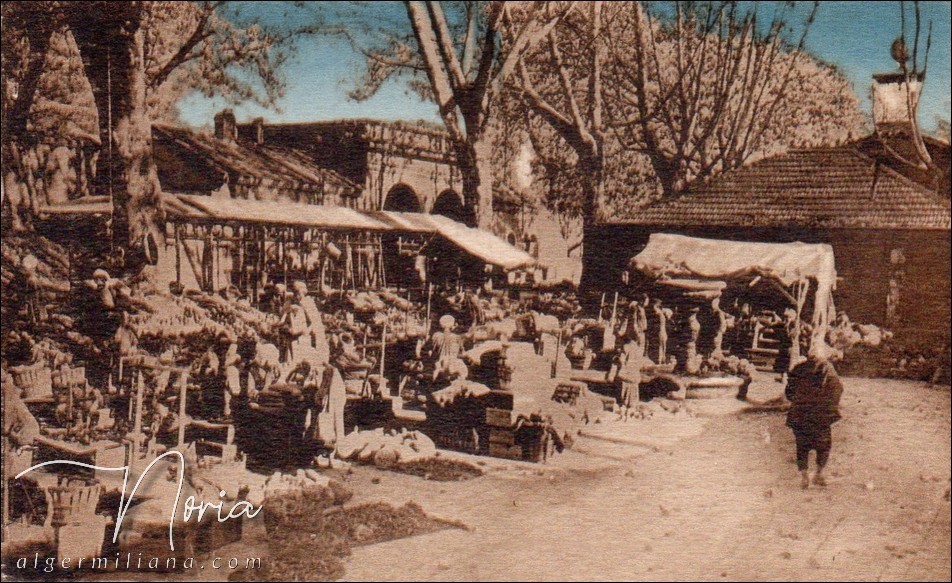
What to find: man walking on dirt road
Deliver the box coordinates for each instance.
[785,347,844,489]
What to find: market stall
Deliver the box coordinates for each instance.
[630,233,838,354]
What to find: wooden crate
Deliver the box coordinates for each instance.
[516,425,552,463]
[488,427,515,446]
[551,380,587,405]
[195,513,243,554]
[483,390,514,410]
[489,442,523,460]
[485,408,513,428]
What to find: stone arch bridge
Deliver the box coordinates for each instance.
[236,118,471,223]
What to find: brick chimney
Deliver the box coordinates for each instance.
[214,109,237,143]
[871,71,924,134]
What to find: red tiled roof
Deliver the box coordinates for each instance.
[612,145,950,230]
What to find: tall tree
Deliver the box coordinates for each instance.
[507,1,863,288]
[142,1,308,122]
[2,1,306,275]
[328,1,568,228]
[510,1,615,288]
[605,1,862,198]
[64,3,159,269]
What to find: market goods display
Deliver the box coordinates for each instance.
[335,428,437,467]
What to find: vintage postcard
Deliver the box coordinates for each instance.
[1,1,949,581]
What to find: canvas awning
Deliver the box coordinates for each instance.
[630,233,836,288]
[39,194,539,272]
[630,233,837,351]
[369,210,539,271]
[169,193,392,231]
[36,197,112,216]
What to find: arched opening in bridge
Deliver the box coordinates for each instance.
[383,184,422,213]
[383,184,422,288]
[431,189,473,225]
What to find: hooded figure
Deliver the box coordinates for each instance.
[785,349,843,489]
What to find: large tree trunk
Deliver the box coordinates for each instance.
[577,151,604,292]
[70,4,162,279]
[457,136,494,229]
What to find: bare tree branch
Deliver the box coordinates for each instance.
[147,1,216,90]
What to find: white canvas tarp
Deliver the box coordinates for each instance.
[630,233,837,350]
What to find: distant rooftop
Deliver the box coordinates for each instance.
[608,136,950,231]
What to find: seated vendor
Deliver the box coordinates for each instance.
[565,334,588,369]
[427,315,466,382]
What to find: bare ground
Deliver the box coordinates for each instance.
[335,376,951,582]
[80,376,949,582]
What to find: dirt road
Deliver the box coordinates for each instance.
[340,377,951,581]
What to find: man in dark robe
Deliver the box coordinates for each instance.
[785,351,844,489]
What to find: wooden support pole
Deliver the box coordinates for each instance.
[379,324,387,379]
[177,372,188,447]
[130,371,145,470]
[426,283,433,332]
[281,231,288,286]
[67,375,74,423]
[133,371,144,435]
[174,223,181,286]
[2,436,9,533]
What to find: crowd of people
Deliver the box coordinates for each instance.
[2,249,855,484]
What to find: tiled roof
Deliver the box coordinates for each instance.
[612,144,950,230]
[153,124,359,195]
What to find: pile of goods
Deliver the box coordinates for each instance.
[323,289,428,344]
[187,291,280,337]
[828,320,891,353]
[128,291,279,345]
[523,291,581,321]
[429,380,492,407]
[259,469,341,501]
[393,458,484,481]
[694,354,757,380]
[1,235,98,369]
[626,399,696,420]
[839,338,950,382]
[824,313,948,382]
[334,428,438,468]
[0,235,71,316]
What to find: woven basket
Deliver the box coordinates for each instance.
[45,478,101,528]
[12,364,53,400]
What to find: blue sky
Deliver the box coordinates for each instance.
[178,1,951,133]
